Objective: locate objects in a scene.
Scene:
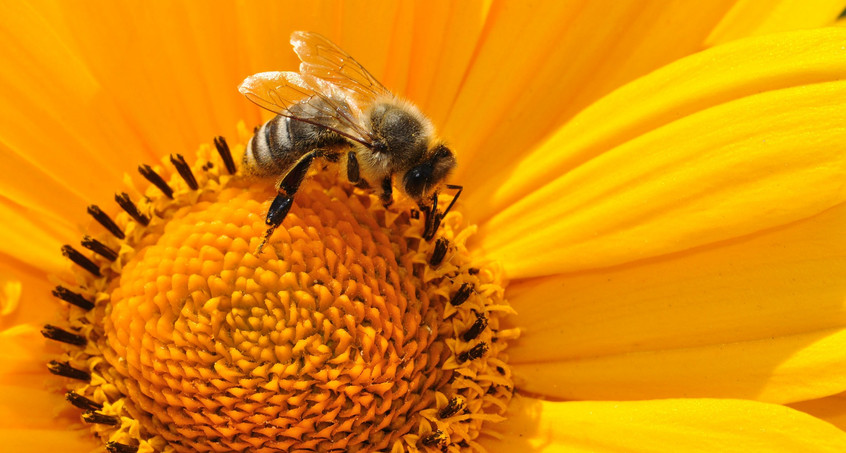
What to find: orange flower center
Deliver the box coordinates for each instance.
[48,134,516,452]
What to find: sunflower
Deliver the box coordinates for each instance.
[4,0,846,451]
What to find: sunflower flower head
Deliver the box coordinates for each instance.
[46,126,516,452]
[10,2,846,452]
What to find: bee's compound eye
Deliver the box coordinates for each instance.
[403,164,432,200]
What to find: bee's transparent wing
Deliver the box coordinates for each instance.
[239,71,374,147]
[291,31,390,103]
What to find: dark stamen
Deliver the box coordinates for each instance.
[86,205,125,239]
[114,193,150,226]
[170,154,198,190]
[52,286,94,310]
[429,238,449,267]
[457,342,489,363]
[47,360,90,381]
[107,442,139,453]
[410,208,419,219]
[214,136,237,175]
[438,396,466,419]
[81,236,118,262]
[66,391,102,411]
[61,245,101,277]
[138,164,174,199]
[41,325,86,346]
[420,430,447,448]
[83,410,120,426]
[450,283,473,307]
[468,267,479,275]
[461,313,488,342]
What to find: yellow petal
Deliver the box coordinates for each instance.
[474,28,846,278]
[0,201,75,274]
[445,0,736,180]
[0,325,59,387]
[480,395,846,452]
[507,202,846,403]
[791,392,846,432]
[0,2,156,205]
[0,429,98,452]
[0,258,60,329]
[0,279,21,316]
[514,327,846,404]
[706,0,844,46]
[402,1,491,118]
[0,386,76,429]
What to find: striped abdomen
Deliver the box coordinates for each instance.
[243,114,349,177]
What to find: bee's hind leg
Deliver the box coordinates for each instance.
[256,150,318,253]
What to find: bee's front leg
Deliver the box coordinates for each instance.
[420,184,462,241]
[421,191,440,241]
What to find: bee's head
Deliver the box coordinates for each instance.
[402,143,456,202]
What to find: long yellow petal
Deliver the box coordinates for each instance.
[514,327,846,404]
[0,258,57,329]
[506,202,846,403]
[0,325,61,388]
[445,0,736,180]
[474,28,846,278]
[790,392,846,432]
[0,386,76,429]
[1,429,99,451]
[0,201,71,274]
[706,0,844,46]
[0,2,156,201]
[480,395,846,452]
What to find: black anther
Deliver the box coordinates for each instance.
[86,205,124,239]
[213,136,237,175]
[170,154,198,190]
[114,193,150,226]
[61,245,101,276]
[81,236,118,261]
[138,164,174,199]
[52,286,94,311]
[41,325,86,346]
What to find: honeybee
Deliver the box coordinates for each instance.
[240,31,461,251]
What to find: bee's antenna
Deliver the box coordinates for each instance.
[441,184,463,220]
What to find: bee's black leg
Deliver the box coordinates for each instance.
[346,151,360,184]
[422,185,462,241]
[422,191,439,241]
[257,151,317,253]
[380,176,393,208]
